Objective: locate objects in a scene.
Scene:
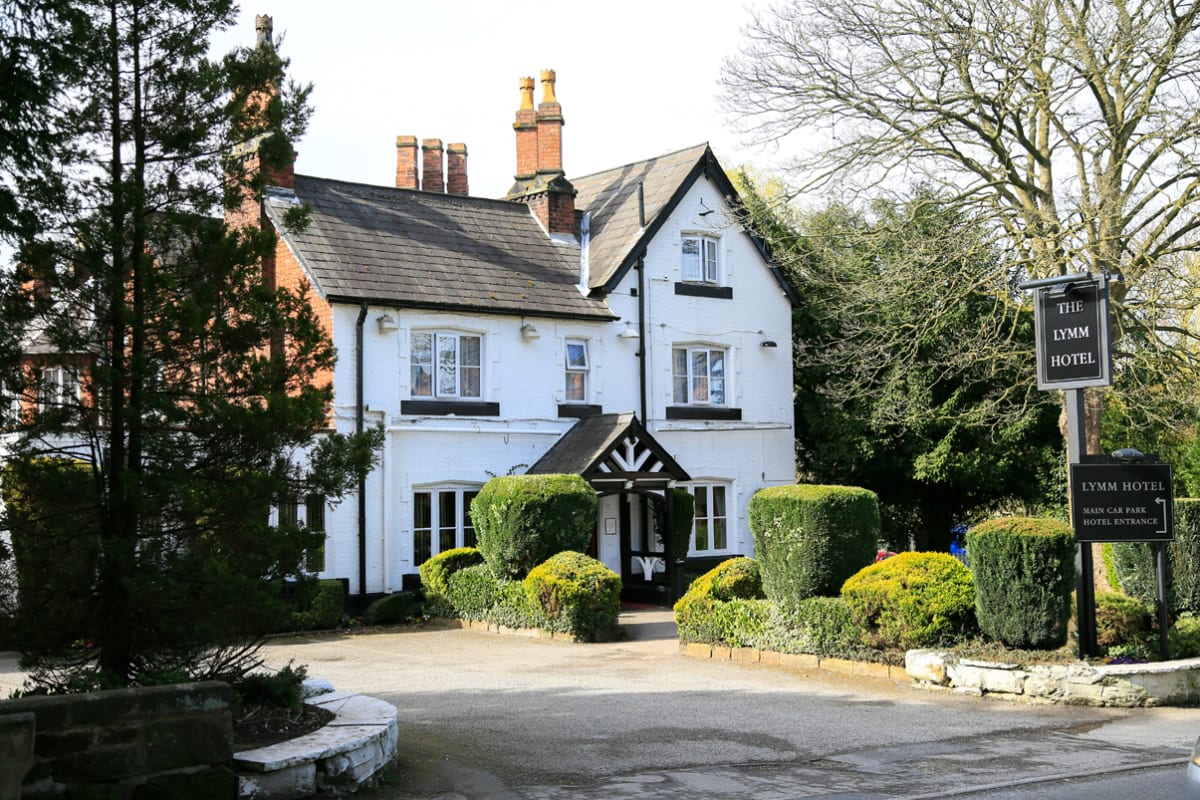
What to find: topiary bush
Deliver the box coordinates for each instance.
[364,591,420,626]
[673,558,768,644]
[966,517,1076,649]
[748,484,880,607]
[841,552,976,649]
[418,547,486,613]
[472,474,597,579]
[487,579,542,631]
[523,551,621,641]
[446,563,502,621]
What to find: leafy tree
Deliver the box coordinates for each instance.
[724,0,1200,451]
[735,173,1063,549]
[0,1,380,688]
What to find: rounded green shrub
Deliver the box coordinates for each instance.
[771,596,861,657]
[966,517,1076,649]
[418,547,485,608]
[364,591,420,625]
[748,484,880,606]
[1095,591,1153,655]
[673,558,766,644]
[289,579,345,631]
[840,552,976,649]
[524,551,621,641]
[473,474,597,579]
[446,563,502,621]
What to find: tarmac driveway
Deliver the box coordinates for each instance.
[258,609,1200,799]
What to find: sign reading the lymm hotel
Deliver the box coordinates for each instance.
[1070,462,1174,543]
[1033,279,1112,389]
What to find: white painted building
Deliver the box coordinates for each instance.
[257,71,797,605]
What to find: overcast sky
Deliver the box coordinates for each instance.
[209,1,792,198]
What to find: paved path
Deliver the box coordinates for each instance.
[256,610,1200,799]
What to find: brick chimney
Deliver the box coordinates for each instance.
[447,143,468,195]
[514,77,538,181]
[421,138,445,193]
[536,70,564,175]
[395,135,419,189]
[505,70,576,238]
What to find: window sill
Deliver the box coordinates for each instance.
[401,400,500,417]
[665,406,742,421]
[674,282,733,299]
[557,404,603,418]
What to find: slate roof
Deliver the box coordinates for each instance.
[572,143,798,304]
[265,175,614,321]
[527,413,690,483]
[571,143,713,291]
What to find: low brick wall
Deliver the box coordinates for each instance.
[0,681,235,798]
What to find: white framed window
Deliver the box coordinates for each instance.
[411,331,482,399]
[687,483,730,554]
[564,339,589,402]
[273,494,327,573]
[672,346,727,405]
[413,486,480,566]
[38,366,79,411]
[682,235,719,283]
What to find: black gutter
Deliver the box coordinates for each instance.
[355,301,368,601]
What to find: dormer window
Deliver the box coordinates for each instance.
[681,235,719,284]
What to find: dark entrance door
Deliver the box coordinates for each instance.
[618,491,672,606]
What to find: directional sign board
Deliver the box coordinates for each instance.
[1033,280,1112,389]
[1069,462,1174,543]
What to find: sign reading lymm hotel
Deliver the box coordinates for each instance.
[1069,461,1175,543]
[1033,278,1112,389]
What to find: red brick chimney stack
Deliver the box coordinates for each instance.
[395,135,419,189]
[536,70,563,175]
[505,69,576,237]
[447,143,468,195]
[514,77,538,181]
[421,138,445,193]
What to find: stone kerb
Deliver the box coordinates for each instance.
[682,641,1200,707]
[906,650,1200,706]
[235,684,398,799]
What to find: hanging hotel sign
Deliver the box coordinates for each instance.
[1032,278,1112,390]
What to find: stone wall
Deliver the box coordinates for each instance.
[0,681,235,799]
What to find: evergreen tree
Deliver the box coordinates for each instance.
[0,1,381,688]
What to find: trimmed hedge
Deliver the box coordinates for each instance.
[364,591,420,626]
[472,474,597,579]
[290,579,345,631]
[674,558,768,645]
[966,517,1076,649]
[524,551,621,641]
[841,552,976,649]
[767,596,862,657]
[446,563,502,621]
[748,484,880,606]
[1111,498,1200,614]
[668,487,695,561]
[418,547,486,611]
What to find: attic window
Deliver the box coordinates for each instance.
[681,235,719,284]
